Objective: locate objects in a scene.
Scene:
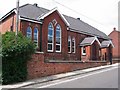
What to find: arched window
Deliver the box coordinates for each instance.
[26,26,32,38]
[68,36,71,53]
[48,22,54,52]
[56,24,61,52]
[34,27,38,47]
[72,37,75,53]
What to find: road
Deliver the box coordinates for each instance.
[23,64,119,88]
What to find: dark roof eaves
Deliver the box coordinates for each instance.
[20,16,42,24]
[69,28,109,39]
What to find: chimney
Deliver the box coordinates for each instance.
[77,18,80,20]
[113,27,116,31]
[33,3,38,7]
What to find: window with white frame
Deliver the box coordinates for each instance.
[72,37,75,53]
[48,22,54,52]
[82,46,86,55]
[55,24,61,52]
[34,27,38,47]
[26,26,32,38]
[68,36,71,53]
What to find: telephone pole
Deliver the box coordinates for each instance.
[16,0,19,36]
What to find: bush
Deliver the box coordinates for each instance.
[2,32,35,85]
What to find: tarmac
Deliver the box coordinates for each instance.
[1,63,119,89]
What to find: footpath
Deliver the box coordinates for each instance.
[1,63,119,89]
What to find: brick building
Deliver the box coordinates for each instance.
[0,3,114,79]
[109,28,120,61]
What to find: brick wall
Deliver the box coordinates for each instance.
[109,29,120,58]
[0,13,20,34]
[27,53,107,79]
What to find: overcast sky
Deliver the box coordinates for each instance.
[0,0,119,35]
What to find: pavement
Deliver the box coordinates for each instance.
[1,63,119,89]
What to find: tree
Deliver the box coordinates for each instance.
[2,32,35,84]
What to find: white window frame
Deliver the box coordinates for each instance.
[68,36,71,53]
[47,22,54,52]
[26,26,32,38]
[34,27,39,47]
[72,37,75,53]
[55,24,61,52]
[82,46,86,55]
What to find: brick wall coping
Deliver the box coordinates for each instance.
[45,60,107,63]
[112,58,120,61]
[35,52,44,54]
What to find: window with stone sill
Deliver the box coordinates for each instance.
[68,36,71,53]
[72,37,75,53]
[47,22,54,52]
[55,24,61,52]
[34,27,38,47]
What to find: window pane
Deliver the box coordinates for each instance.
[72,47,74,52]
[56,45,60,51]
[56,38,60,44]
[68,36,71,53]
[68,41,70,46]
[56,25,60,31]
[34,35,37,40]
[72,38,75,53]
[68,46,70,52]
[48,29,53,36]
[48,36,53,43]
[26,27,32,38]
[72,41,74,46]
[48,44,52,50]
[56,31,60,37]
[83,47,86,53]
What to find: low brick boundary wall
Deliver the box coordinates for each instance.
[27,53,108,79]
[112,58,120,63]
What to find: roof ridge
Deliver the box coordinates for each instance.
[19,3,30,9]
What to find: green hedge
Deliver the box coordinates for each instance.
[2,32,35,85]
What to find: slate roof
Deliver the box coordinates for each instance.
[1,4,109,40]
[80,37,101,46]
[64,15,109,39]
[19,4,49,20]
[101,40,114,48]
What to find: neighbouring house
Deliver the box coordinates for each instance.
[109,28,120,62]
[0,3,114,79]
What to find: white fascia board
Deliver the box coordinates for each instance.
[56,8,70,26]
[40,7,70,26]
[110,40,114,48]
[20,17,42,24]
[91,37,101,46]
[40,7,57,19]
[107,40,114,48]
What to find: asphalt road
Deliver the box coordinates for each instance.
[24,64,119,88]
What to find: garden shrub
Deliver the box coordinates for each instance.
[2,32,35,85]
